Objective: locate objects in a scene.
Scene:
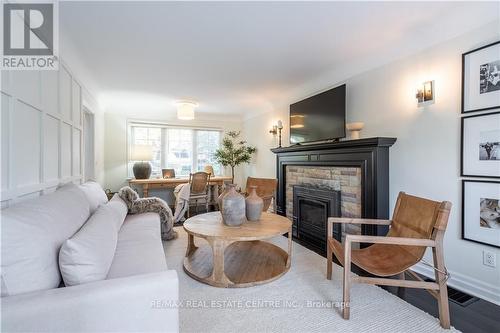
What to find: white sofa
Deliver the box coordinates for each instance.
[1,182,179,332]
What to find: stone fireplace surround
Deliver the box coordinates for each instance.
[286,166,362,219]
[271,137,397,254]
[286,166,362,239]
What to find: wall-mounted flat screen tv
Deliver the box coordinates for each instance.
[289,84,346,144]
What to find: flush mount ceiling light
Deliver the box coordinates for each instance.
[176,100,198,120]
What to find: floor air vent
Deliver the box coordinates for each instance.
[424,278,479,307]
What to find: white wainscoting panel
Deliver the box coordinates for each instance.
[41,70,59,115]
[72,128,81,176]
[43,114,59,182]
[1,71,11,96]
[61,123,72,179]
[72,80,81,126]
[11,71,41,110]
[0,62,84,207]
[59,66,72,120]
[1,93,10,192]
[12,101,41,188]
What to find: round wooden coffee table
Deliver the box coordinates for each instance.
[183,212,292,288]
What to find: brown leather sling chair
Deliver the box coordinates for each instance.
[245,177,278,212]
[327,192,452,329]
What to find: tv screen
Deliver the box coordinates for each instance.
[289,84,346,144]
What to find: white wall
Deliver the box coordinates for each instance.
[242,21,500,304]
[103,111,243,193]
[81,90,105,185]
[0,21,105,208]
[59,27,106,186]
[1,63,85,207]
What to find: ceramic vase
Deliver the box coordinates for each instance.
[217,185,231,211]
[221,184,246,226]
[245,186,264,221]
[346,122,364,140]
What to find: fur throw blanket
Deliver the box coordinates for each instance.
[118,186,177,240]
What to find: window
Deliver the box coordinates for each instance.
[196,130,222,175]
[128,123,222,178]
[165,128,193,176]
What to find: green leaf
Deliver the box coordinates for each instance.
[213,131,256,180]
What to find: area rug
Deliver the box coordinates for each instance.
[163,226,458,333]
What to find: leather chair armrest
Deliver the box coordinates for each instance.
[345,234,436,247]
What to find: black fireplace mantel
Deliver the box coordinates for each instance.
[270,137,397,154]
[271,137,397,237]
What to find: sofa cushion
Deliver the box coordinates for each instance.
[78,181,108,214]
[59,200,129,286]
[106,213,167,279]
[109,193,129,229]
[1,184,90,296]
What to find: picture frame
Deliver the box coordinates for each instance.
[461,40,500,114]
[461,111,500,178]
[462,180,500,248]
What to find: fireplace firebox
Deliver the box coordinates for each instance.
[293,185,341,256]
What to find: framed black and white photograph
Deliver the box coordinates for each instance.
[461,111,500,178]
[462,180,500,248]
[462,41,500,113]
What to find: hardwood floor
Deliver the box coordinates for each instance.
[383,283,500,333]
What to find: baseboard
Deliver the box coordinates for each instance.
[411,263,500,306]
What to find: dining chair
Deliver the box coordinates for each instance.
[326,192,452,329]
[188,172,211,217]
[245,177,278,212]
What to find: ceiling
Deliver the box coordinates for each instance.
[59,1,500,117]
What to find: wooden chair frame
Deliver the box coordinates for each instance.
[326,194,452,329]
[245,177,278,212]
[187,172,211,217]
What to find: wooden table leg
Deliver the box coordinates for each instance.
[208,238,231,286]
[143,184,149,198]
[185,233,197,257]
[286,226,292,268]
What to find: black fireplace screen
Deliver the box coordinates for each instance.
[293,185,341,256]
[299,199,326,231]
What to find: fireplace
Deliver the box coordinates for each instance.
[293,185,341,255]
[271,137,397,255]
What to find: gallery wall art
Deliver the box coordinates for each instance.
[461,41,500,248]
[462,180,500,248]
[462,41,500,113]
[461,111,500,178]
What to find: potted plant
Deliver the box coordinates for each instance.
[214,131,256,183]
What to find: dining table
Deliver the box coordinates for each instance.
[128,176,233,202]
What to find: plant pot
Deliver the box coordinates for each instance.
[245,186,264,221]
[221,184,246,227]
